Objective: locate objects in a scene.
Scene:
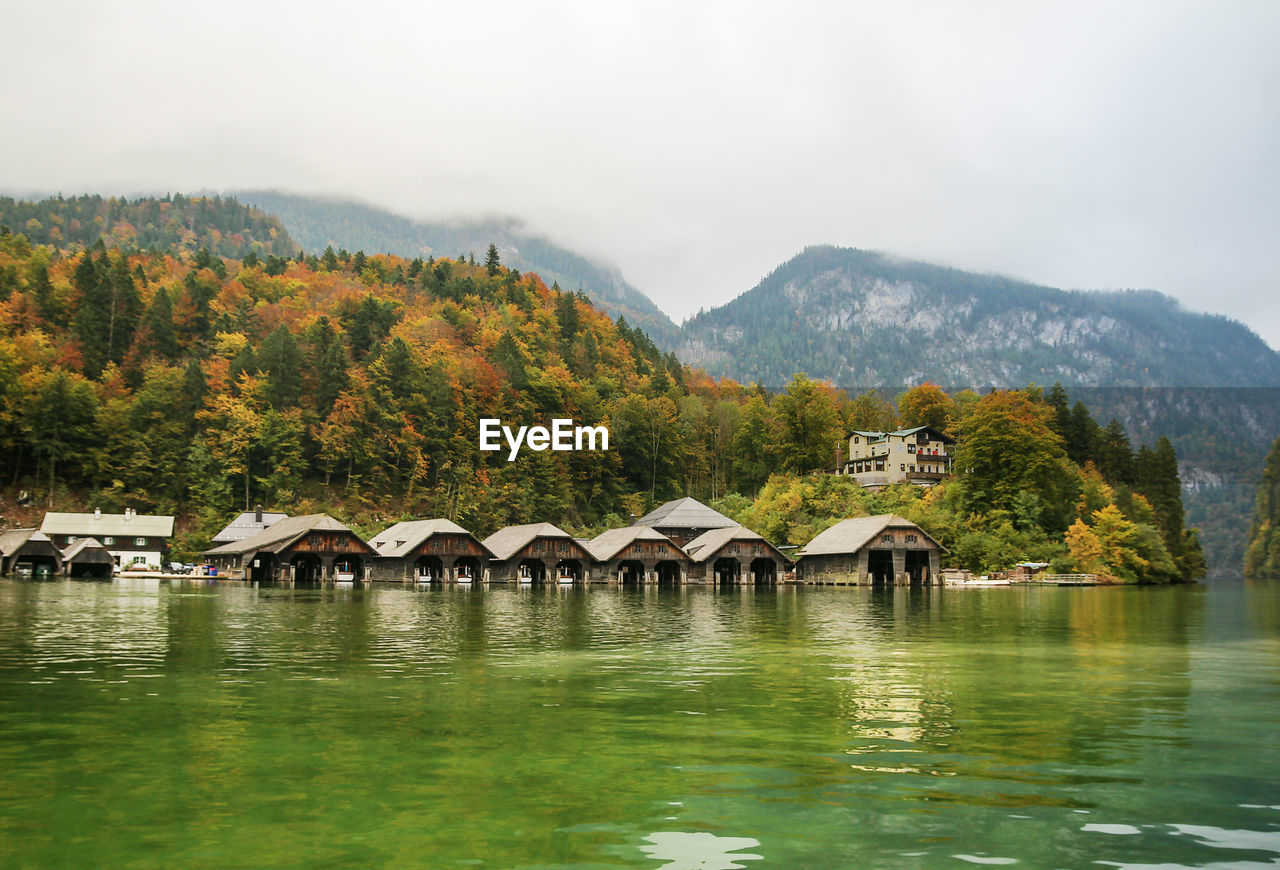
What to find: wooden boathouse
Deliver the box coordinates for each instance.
[366,519,493,583]
[482,523,595,584]
[584,526,687,585]
[202,514,378,583]
[633,497,739,548]
[793,515,944,585]
[0,529,62,578]
[682,526,789,585]
[61,537,115,579]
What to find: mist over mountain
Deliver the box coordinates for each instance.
[677,246,1280,390]
[234,190,678,344]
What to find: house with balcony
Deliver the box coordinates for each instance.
[842,426,954,489]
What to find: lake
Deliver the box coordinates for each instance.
[1,579,1278,868]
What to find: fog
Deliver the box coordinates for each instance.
[4,0,1278,346]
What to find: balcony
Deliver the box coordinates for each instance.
[906,470,947,482]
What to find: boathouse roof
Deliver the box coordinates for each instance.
[203,514,359,556]
[41,510,174,538]
[61,536,113,562]
[683,525,768,563]
[0,528,51,556]
[634,497,737,531]
[482,523,574,561]
[367,519,491,559]
[210,509,290,544]
[584,526,677,562]
[794,515,945,558]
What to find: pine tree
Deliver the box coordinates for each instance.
[484,243,501,277]
[1245,435,1280,577]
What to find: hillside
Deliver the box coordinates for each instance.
[233,190,679,344]
[0,194,296,261]
[678,245,1280,389]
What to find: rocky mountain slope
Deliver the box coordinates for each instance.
[677,246,1280,389]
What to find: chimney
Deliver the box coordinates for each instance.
[124,508,132,522]
[255,504,263,524]
[94,507,101,519]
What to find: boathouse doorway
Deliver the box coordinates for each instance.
[249,553,276,583]
[656,560,681,586]
[291,553,321,583]
[904,550,930,584]
[867,550,894,585]
[556,559,582,584]
[13,555,58,580]
[455,556,480,582]
[517,559,546,584]
[618,560,644,584]
[415,555,444,583]
[749,558,776,585]
[713,557,741,586]
[333,556,364,582]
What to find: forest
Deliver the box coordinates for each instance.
[0,196,1203,582]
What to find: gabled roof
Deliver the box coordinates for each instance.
[584,526,677,562]
[634,497,737,531]
[62,537,114,563]
[211,510,290,543]
[682,525,777,563]
[848,426,953,444]
[795,515,945,557]
[203,514,366,557]
[368,519,491,559]
[0,528,48,555]
[481,523,574,561]
[41,511,174,538]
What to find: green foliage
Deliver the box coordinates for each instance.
[1245,435,1280,577]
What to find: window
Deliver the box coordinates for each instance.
[135,537,146,546]
[900,463,905,471]
[853,436,860,444]
[132,555,147,564]
[906,534,918,543]
[104,536,114,545]
[881,534,893,543]
[908,444,916,454]
[430,539,441,551]
[67,535,78,544]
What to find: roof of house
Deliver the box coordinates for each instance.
[481,523,574,561]
[203,514,365,557]
[367,519,489,559]
[584,526,677,562]
[62,537,113,562]
[634,497,737,531]
[849,426,954,444]
[682,525,774,563]
[1,528,46,555]
[210,510,290,543]
[795,515,945,557]
[41,511,175,538]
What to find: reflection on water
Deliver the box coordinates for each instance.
[0,579,1278,867]
[640,832,762,869]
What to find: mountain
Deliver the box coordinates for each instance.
[678,245,1280,389]
[233,190,678,344]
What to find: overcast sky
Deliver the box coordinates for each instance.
[4,1,1278,348]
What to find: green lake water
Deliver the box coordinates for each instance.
[1,579,1278,869]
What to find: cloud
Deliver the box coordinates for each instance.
[3,0,1277,346]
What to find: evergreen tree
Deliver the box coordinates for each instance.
[1097,418,1136,485]
[484,243,501,277]
[258,325,303,409]
[1245,434,1280,577]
